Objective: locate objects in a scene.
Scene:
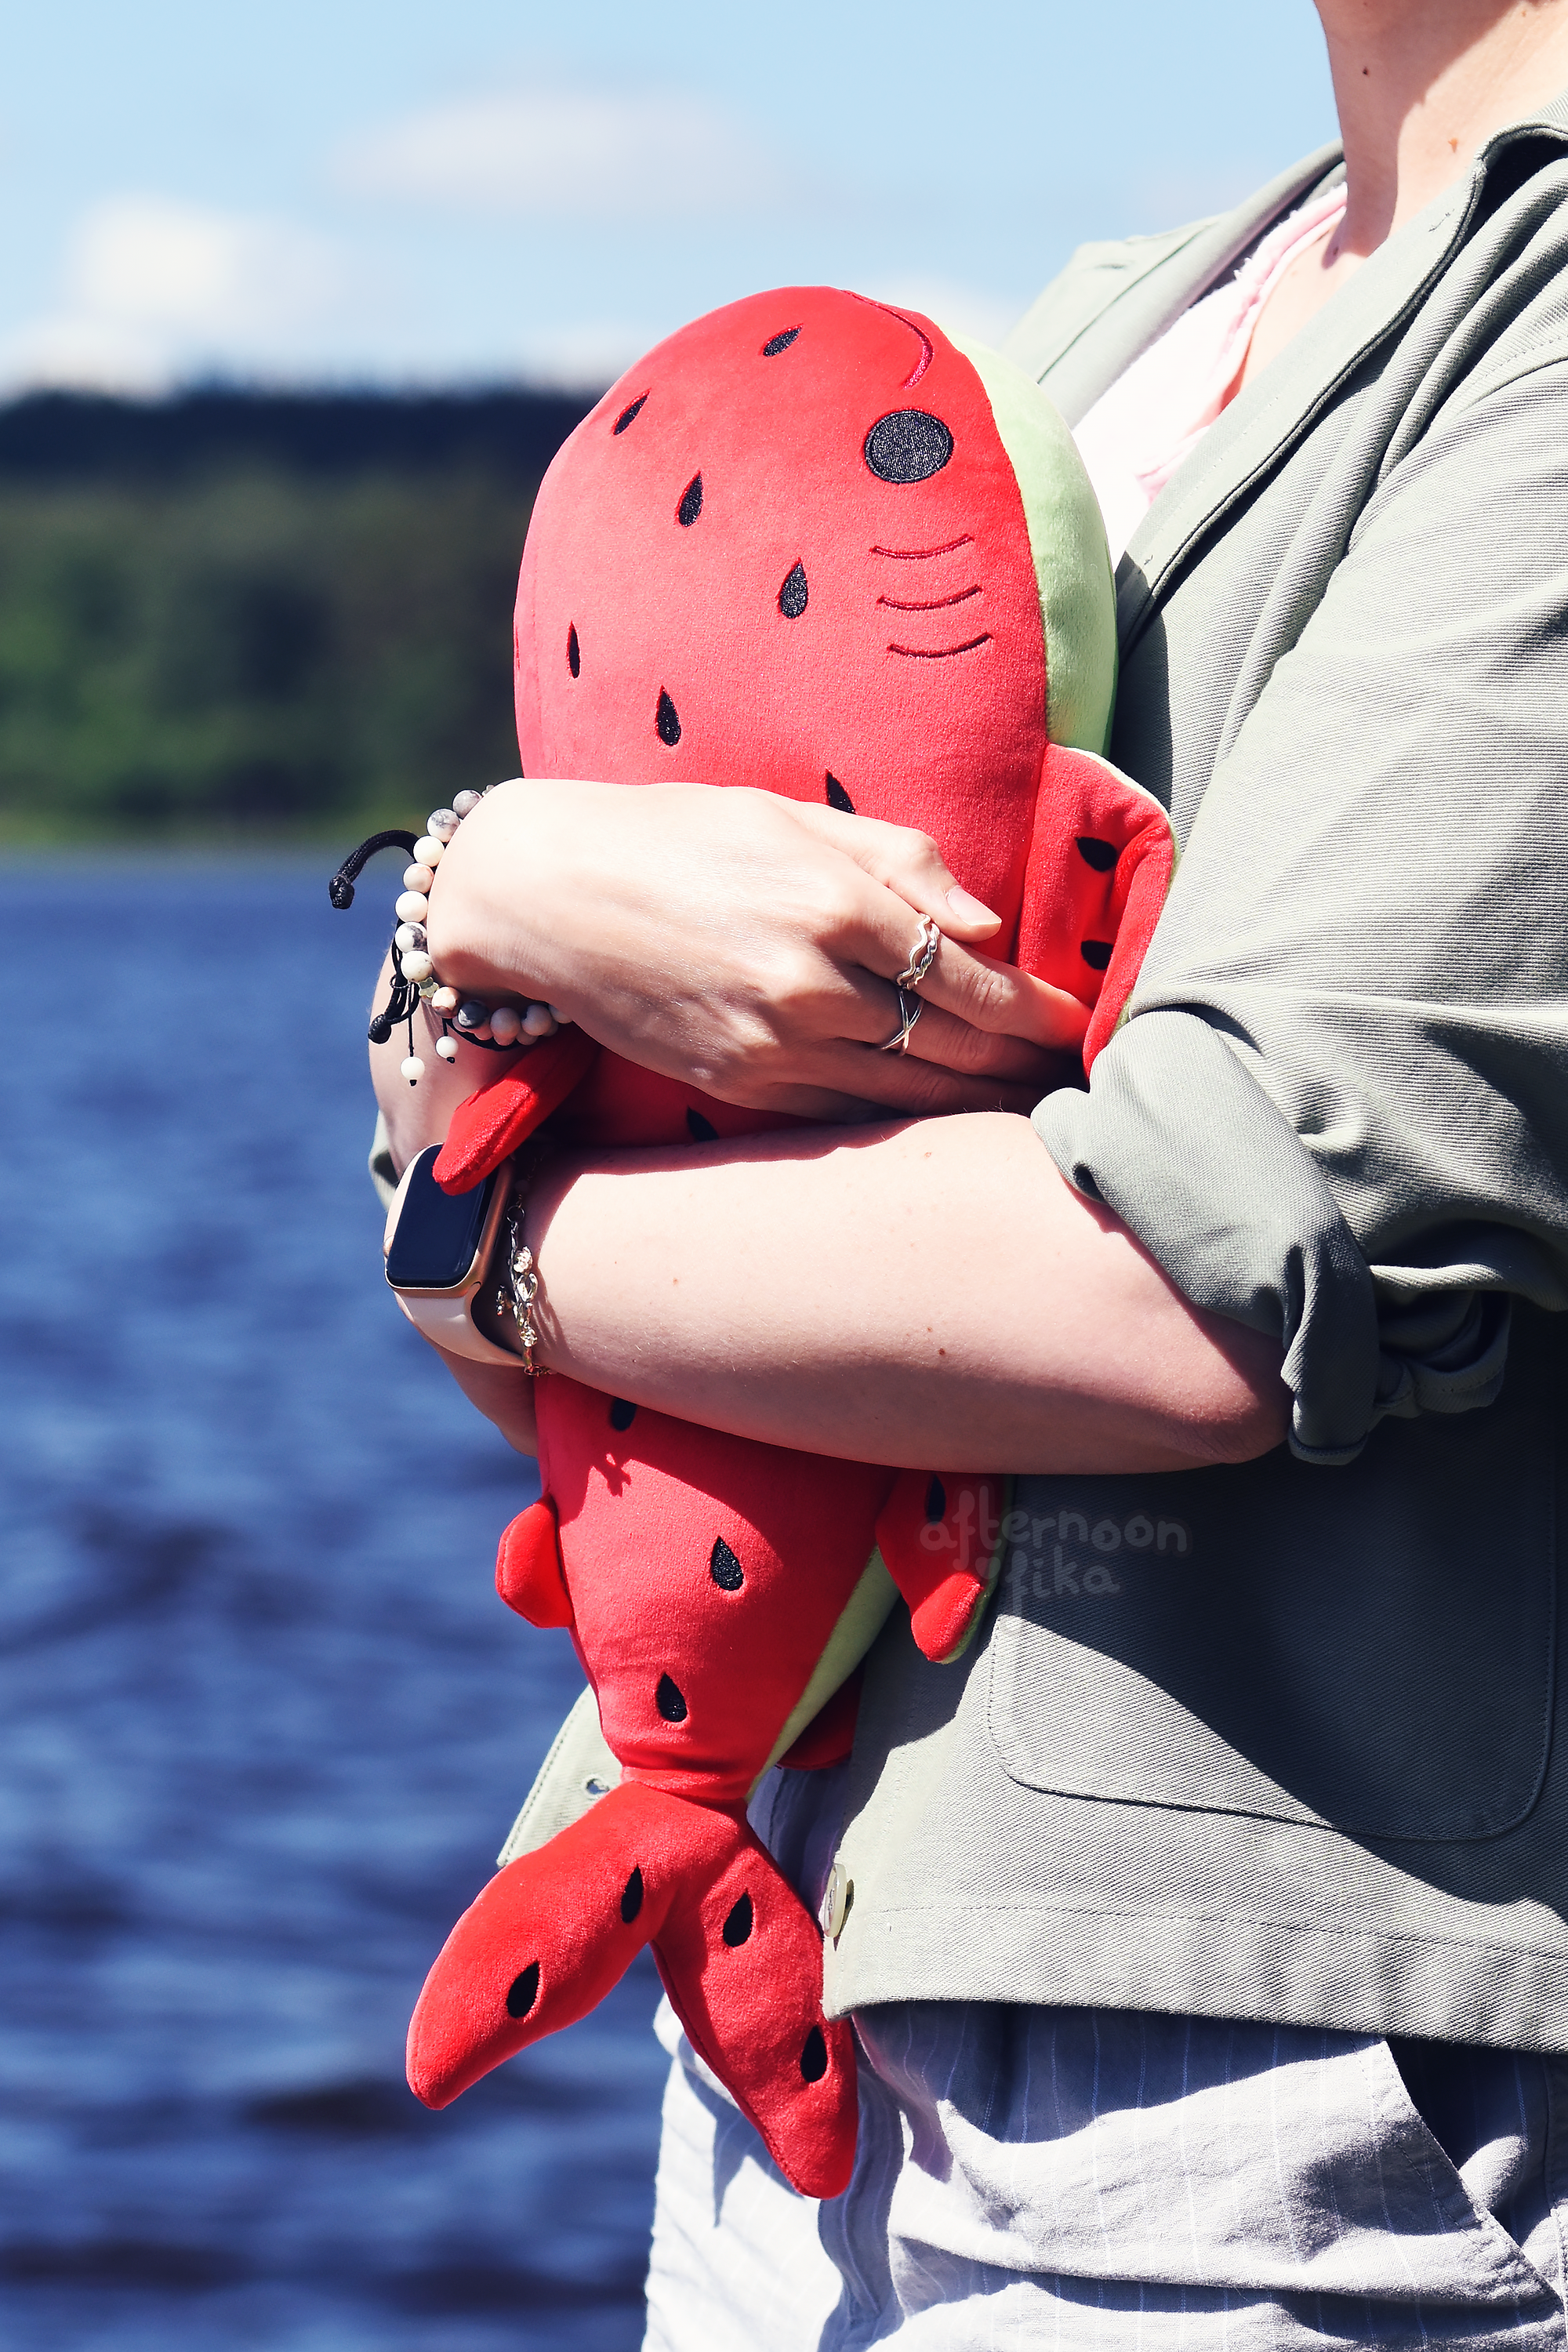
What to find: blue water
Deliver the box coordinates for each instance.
[0,864,666,2349]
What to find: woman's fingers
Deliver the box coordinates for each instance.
[785,800,1004,939]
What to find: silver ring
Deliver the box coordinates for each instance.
[895,916,942,993]
[879,987,924,1054]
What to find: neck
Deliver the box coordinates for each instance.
[1316,0,1568,252]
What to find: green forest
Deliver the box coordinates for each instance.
[0,390,590,844]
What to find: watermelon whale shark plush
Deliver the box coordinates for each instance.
[403,287,1173,2198]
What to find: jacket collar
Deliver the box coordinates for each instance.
[1116,91,1568,652]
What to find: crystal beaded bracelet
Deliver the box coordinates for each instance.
[329,784,570,1084]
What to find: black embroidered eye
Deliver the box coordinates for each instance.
[710,1537,743,1592]
[567,624,579,678]
[613,394,647,434]
[656,1674,688,1722]
[779,561,808,619]
[722,1892,753,1944]
[677,474,703,526]
[506,1962,540,2018]
[620,1867,644,1924]
[824,775,855,813]
[762,328,800,356]
[656,690,681,746]
[864,410,953,485]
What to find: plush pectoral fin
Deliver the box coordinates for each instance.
[495,1494,574,1628]
[875,1472,1008,1664]
[432,1026,598,1192]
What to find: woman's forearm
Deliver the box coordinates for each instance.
[526,1111,1288,1474]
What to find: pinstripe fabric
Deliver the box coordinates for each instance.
[644,1769,1568,2350]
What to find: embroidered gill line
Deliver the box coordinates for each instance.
[870,535,974,561]
[887,633,992,660]
[877,585,982,613]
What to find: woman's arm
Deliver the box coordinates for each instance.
[520,1114,1287,1474]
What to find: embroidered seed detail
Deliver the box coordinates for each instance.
[925,1475,946,1523]
[656,1674,688,1723]
[609,1398,637,1432]
[723,1892,754,1945]
[506,1962,540,2018]
[687,1108,719,1144]
[677,474,703,526]
[613,394,648,434]
[824,775,855,813]
[1080,940,1113,971]
[762,328,800,356]
[567,623,580,678]
[656,690,681,746]
[1076,837,1117,872]
[800,2025,829,2082]
[779,561,808,619]
[620,1867,644,1924]
[710,1537,744,1592]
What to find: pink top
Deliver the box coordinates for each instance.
[1073,184,1348,563]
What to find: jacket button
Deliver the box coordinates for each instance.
[819,1863,851,1940]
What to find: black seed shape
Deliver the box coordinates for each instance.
[824,774,855,814]
[567,623,580,678]
[710,1536,744,1592]
[686,1108,719,1144]
[656,1673,688,1723]
[620,1867,644,1924]
[613,394,647,434]
[864,409,953,485]
[800,2025,829,2082]
[609,1398,637,1432]
[1080,939,1113,971]
[506,1962,540,2019]
[656,690,681,746]
[677,473,703,526]
[779,561,808,619]
[924,1475,946,1524]
[1076,836,1116,872]
[762,328,800,356]
[722,1892,753,1945]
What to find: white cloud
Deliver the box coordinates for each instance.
[0,195,346,393]
[336,85,779,218]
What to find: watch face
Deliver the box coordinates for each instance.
[386,1148,499,1290]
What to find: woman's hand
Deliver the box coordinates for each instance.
[422,777,1088,1121]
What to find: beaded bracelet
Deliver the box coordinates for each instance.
[329,784,570,1084]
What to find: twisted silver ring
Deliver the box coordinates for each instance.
[879,987,924,1054]
[895,915,942,993]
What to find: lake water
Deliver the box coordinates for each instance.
[0,863,667,2350]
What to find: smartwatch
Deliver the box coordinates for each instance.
[383,1145,520,1367]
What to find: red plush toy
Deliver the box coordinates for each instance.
[404,288,1172,2197]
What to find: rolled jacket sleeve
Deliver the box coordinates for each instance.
[1036,359,1568,1461]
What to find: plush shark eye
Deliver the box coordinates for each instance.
[864,410,953,485]
[761,327,800,356]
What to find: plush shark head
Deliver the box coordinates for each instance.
[513,285,1118,946]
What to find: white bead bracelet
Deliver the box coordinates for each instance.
[328,784,571,1084]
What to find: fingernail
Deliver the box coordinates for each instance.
[946,884,999,926]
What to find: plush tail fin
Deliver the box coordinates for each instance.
[406,1779,858,2198]
[875,1472,1005,1662]
[432,1025,598,1192]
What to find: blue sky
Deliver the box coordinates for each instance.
[1,1,1338,394]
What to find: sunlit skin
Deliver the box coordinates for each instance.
[373,0,1568,1470]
